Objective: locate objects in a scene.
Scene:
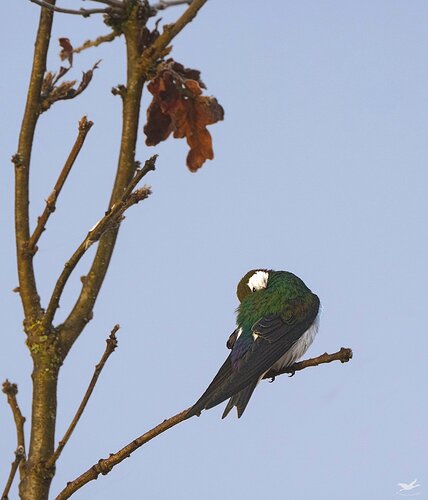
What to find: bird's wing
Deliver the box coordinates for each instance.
[188,294,319,417]
[226,327,240,349]
[226,297,319,391]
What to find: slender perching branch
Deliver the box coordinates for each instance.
[28,116,93,253]
[56,348,352,499]
[43,156,157,327]
[263,347,353,379]
[46,325,120,470]
[2,380,27,497]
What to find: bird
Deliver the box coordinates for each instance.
[187,269,320,419]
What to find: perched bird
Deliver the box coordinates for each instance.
[188,269,320,419]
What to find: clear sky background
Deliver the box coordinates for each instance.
[1,1,427,499]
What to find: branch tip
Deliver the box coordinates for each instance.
[263,347,353,380]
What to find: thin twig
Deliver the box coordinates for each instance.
[73,32,119,54]
[29,0,114,17]
[56,347,351,499]
[151,0,192,11]
[2,381,26,485]
[141,0,208,74]
[43,155,157,327]
[263,347,353,379]
[28,117,93,253]
[46,325,120,470]
[1,446,26,500]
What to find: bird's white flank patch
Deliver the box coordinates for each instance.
[247,270,269,292]
[236,328,243,340]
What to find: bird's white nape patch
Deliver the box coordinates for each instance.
[247,270,269,293]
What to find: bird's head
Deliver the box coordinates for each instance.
[236,269,269,302]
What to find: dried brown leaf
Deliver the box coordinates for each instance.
[59,37,73,66]
[144,60,223,171]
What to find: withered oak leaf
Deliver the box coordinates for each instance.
[59,37,73,66]
[144,60,224,172]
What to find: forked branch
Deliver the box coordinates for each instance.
[46,325,120,469]
[28,116,93,253]
[56,347,352,499]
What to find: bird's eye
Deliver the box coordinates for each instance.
[252,287,256,292]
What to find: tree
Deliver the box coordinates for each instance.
[3,1,351,499]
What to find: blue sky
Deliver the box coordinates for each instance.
[1,1,427,499]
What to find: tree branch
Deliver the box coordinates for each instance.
[141,0,208,75]
[2,381,27,484]
[46,325,120,470]
[14,0,56,326]
[56,348,351,499]
[44,156,156,327]
[28,116,93,254]
[29,0,114,17]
